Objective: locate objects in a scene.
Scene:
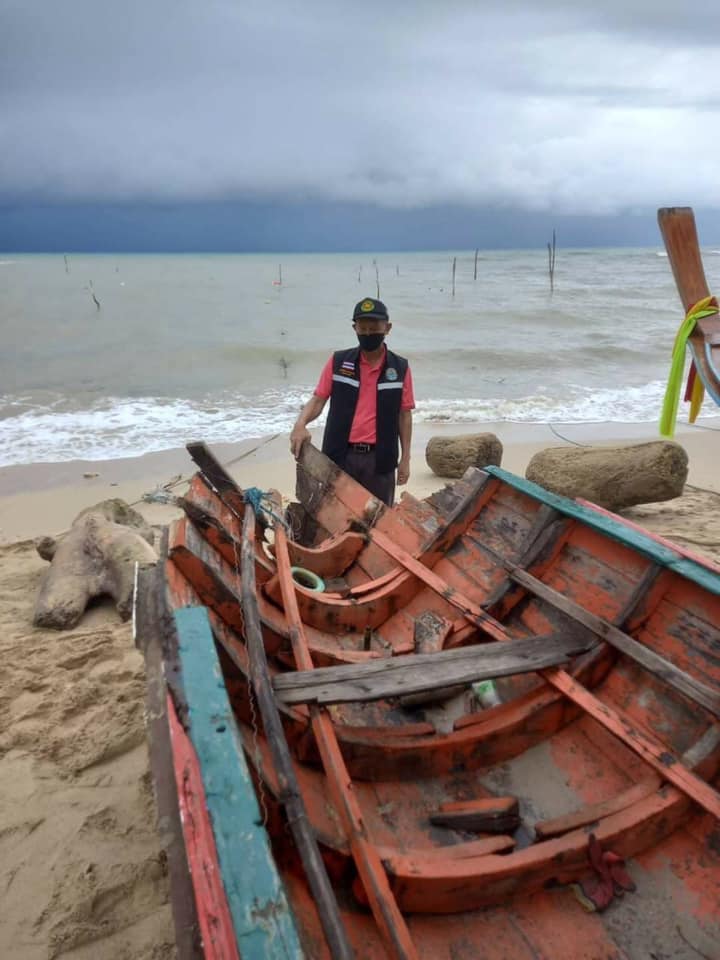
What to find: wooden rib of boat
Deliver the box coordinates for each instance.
[659,205,720,407]
[136,441,720,959]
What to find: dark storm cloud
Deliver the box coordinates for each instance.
[1,0,720,215]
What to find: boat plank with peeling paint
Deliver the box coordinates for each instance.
[136,433,720,959]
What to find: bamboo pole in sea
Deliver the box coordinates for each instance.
[548,230,557,293]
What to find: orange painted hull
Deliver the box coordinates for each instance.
[154,443,720,958]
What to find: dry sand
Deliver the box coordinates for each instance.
[1,419,719,958]
[0,537,175,959]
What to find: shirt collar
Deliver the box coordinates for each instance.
[359,344,387,370]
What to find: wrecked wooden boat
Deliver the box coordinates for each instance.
[136,441,720,959]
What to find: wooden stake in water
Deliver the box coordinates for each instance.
[358,265,362,283]
[63,254,70,275]
[452,256,457,298]
[278,264,283,286]
[88,279,101,310]
[547,230,557,293]
[374,259,380,298]
[474,249,479,280]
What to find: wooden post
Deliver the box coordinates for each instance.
[88,279,101,310]
[358,265,362,283]
[474,249,479,280]
[278,263,282,286]
[374,259,380,298]
[547,229,556,293]
[452,256,457,298]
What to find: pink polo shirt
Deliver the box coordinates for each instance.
[314,348,415,444]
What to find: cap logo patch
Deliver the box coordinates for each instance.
[360,299,375,312]
[385,367,398,381]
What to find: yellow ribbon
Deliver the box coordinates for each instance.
[659,295,718,437]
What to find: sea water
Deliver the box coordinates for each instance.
[1,248,719,466]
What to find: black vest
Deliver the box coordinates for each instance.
[322,346,409,474]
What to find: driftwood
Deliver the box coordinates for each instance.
[33,499,157,629]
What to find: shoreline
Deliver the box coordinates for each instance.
[1,417,719,544]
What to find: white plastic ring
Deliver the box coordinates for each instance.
[290,566,326,592]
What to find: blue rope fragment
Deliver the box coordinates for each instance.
[244,486,291,534]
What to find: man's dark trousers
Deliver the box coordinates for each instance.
[342,448,395,506]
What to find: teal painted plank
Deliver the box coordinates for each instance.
[174,606,303,960]
[485,466,720,597]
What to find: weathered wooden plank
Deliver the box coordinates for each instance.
[430,796,520,833]
[413,610,451,654]
[543,667,720,820]
[166,693,242,960]
[355,513,720,820]
[186,441,246,511]
[363,524,509,642]
[481,505,568,609]
[478,526,717,716]
[534,778,662,841]
[174,606,303,959]
[510,567,720,719]
[378,835,516,861]
[178,474,275,584]
[484,465,720,596]
[612,561,665,629]
[578,498,720,577]
[134,562,203,960]
[272,504,420,960]
[239,506,354,960]
[272,632,595,706]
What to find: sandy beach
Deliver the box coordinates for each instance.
[2,418,720,958]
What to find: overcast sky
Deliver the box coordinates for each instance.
[2,0,720,249]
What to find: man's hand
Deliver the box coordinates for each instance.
[290,425,311,459]
[397,456,410,486]
[290,395,327,460]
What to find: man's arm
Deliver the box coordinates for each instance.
[290,394,327,459]
[397,408,412,485]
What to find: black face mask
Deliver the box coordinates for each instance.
[357,333,385,352]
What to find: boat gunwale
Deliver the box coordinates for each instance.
[485,466,720,594]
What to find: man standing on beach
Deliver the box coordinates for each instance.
[289,297,414,506]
